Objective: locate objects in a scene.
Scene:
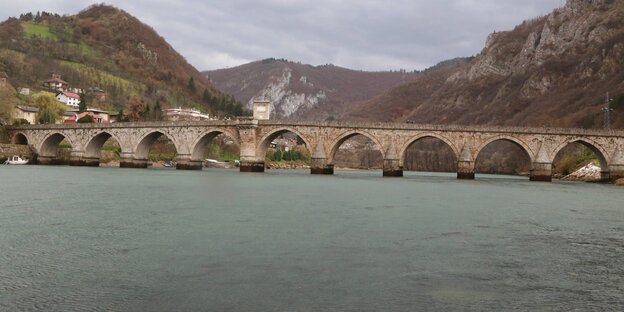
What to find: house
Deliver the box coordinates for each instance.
[0,71,8,87]
[63,108,112,124]
[44,73,68,91]
[13,105,39,124]
[56,91,81,108]
[164,107,211,121]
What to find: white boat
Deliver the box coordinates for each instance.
[4,155,29,165]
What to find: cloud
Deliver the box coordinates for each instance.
[0,0,563,71]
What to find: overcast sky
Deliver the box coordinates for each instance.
[0,0,565,71]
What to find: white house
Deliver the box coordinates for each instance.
[56,91,81,108]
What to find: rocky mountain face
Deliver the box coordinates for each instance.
[205,59,417,119]
[347,0,624,128]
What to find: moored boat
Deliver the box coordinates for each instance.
[4,155,29,165]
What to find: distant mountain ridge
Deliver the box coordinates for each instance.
[204,58,418,119]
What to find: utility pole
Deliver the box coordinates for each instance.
[603,92,613,129]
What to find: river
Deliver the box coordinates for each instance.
[1,166,623,311]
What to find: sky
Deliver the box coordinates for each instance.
[0,0,565,71]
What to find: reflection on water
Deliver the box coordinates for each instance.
[0,166,623,311]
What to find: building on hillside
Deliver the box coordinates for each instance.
[56,91,81,108]
[68,87,84,94]
[44,73,68,91]
[63,109,111,124]
[0,71,8,87]
[164,107,211,121]
[17,87,30,96]
[13,105,39,124]
[253,99,271,120]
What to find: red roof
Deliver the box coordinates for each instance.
[62,92,80,99]
[64,111,109,124]
[46,77,68,85]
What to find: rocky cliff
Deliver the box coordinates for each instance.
[348,0,624,128]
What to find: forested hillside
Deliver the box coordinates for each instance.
[0,4,245,119]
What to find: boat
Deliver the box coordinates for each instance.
[162,161,175,168]
[4,155,29,165]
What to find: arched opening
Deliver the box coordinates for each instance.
[191,131,240,169]
[475,139,532,179]
[134,131,178,168]
[39,133,72,165]
[330,132,384,171]
[12,133,28,145]
[552,140,609,182]
[84,132,122,167]
[402,136,457,175]
[258,129,312,170]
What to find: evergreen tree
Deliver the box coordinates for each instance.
[153,100,163,121]
[188,77,196,93]
[143,103,151,120]
[202,89,211,103]
[78,92,88,112]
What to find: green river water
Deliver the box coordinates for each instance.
[0,166,623,311]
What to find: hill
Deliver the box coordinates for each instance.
[346,0,624,129]
[0,4,245,118]
[205,58,418,119]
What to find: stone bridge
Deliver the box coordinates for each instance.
[6,119,624,182]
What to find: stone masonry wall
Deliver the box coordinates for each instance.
[0,144,33,162]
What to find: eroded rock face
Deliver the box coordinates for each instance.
[247,69,329,118]
[450,0,618,84]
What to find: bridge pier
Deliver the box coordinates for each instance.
[68,150,100,167]
[383,159,403,177]
[120,159,149,168]
[37,155,59,165]
[70,156,100,167]
[530,162,552,182]
[457,160,475,180]
[610,166,624,182]
[119,152,149,168]
[310,157,334,175]
[240,160,265,172]
[175,155,203,170]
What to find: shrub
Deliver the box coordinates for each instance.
[12,118,30,125]
[77,115,94,123]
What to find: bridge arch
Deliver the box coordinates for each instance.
[11,132,29,145]
[84,131,123,160]
[134,130,179,160]
[256,127,313,159]
[552,138,609,171]
[474,135,534,176]
[38,132,74,164]
[475,135,535,164]
[190,128,241,161]
[399,133,460,165]
[328,130,385,164]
